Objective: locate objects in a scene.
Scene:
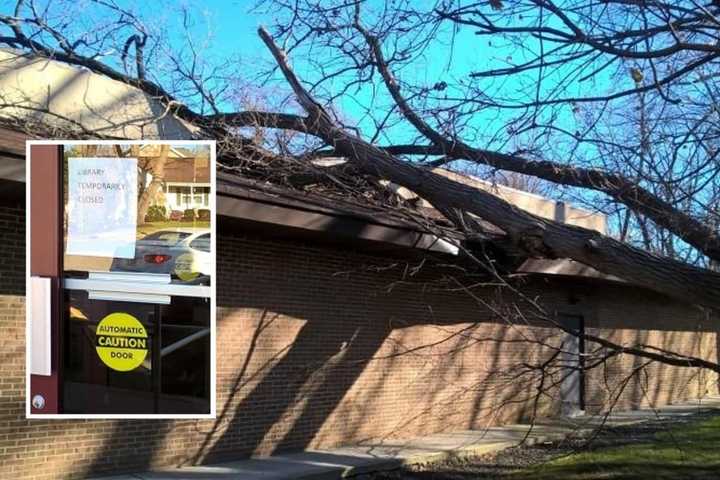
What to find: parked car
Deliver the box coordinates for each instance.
[110,229,211,284]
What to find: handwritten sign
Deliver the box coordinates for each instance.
[66,158,138,258]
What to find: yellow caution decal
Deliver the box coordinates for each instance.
[95,312,148,371]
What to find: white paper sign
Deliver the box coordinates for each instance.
[66,157,138,258]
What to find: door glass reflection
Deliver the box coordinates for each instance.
[63,291,155,414]
[62,144,212,286]
[63,292,211,414]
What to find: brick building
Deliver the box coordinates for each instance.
[0,48,718,479]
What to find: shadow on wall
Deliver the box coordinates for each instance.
[75,228,720,478]
[584,329,714,414]
[77,226,515,476]
[581,289,720,413]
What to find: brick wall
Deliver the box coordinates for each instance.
[0,209,717,479]
[0,204,24,295]
[583,289,718,411]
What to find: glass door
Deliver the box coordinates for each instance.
[61,144,213,415]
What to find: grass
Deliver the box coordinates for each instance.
[515,415,720,479]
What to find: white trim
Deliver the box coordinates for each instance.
[88,290,171,304]
[88,271,171,284]
[166,182,212,187]
[29,276,52,376]
[64,278,211,298]
[24,145,31,418]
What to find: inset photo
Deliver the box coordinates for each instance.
[26,141,216,418]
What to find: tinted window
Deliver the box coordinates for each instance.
[63,292,211,414]
[189,233,210,253]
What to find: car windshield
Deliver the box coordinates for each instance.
[139,231,192,247]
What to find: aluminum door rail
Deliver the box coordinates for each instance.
[64,272,210,304]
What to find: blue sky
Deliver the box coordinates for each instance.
[0,0,636,145]
[162,1,615,150]
[7,0,711,251]
[132,1,569,141]
[0,0,618,152]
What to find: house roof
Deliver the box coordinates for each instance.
[164,158,210,183]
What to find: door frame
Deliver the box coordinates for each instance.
[558,313,586,415]
[28,144,64,415]
[27,140,217,418]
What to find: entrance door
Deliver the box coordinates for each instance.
[559,314,585,417]
[62,284,211,414]
[60,145,213,415]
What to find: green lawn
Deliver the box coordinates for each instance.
[515,415,720,479]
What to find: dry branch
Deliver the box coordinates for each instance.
[256,26,720,311]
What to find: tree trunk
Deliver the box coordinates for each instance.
[258,27,720,310]
[137,145,169,223]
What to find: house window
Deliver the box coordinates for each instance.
[195,187,210,207]
[167,185,208,210]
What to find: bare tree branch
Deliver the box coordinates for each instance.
[256,25,720,310]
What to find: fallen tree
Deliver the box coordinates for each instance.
[2,6,720,460]
[0,1,718,376]
[1,2,719,309]
[233,26,720,311]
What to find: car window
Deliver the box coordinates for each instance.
[141,231,192,246]
[189,233,210,253]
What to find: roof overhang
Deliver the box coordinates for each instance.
[217,174,460,255]
[517,258,624,283]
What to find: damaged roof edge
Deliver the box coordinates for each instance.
[218,176,460,255]
[217,176,623,282]
[4,136,621,280]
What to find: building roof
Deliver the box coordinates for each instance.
[389,167,606,234]
[0,48,618,283]
[0,48,198,139]
[217,171,462,255]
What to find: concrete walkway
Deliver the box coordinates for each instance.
[97,396,720,480]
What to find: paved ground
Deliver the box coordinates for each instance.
[95,396,720,480]
[371,408,720,480]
